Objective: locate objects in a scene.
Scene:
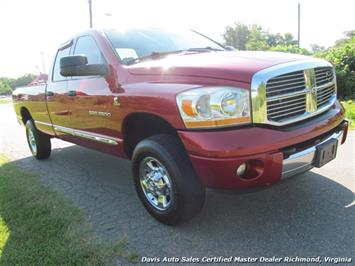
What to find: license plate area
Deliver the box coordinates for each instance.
[313,138,338,168]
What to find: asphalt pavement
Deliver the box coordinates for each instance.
[0,104,354,265]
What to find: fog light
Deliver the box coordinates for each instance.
[236,162,247,177]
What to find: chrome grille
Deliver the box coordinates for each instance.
[317,83,336,107]
[266,70,305,97]
[315,67,336,108]
[262,65,336,124]
[267,94,306,122]
[266,70,306,121]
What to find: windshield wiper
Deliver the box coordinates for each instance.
[186,47,224,52]
[125,47,224,65]
[125,50,184,65]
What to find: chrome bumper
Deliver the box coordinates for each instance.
[281,129,344,179]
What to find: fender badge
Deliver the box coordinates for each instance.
[88,110,112,117]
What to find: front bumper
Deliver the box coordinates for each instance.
[178,102,348,189]
[281,127,344,179]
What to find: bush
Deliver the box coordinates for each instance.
[341,100,355,129]
[269,44,311,55]
[0,81,12,95]
[316,37,355,99]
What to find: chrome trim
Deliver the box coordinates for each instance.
[304,68,317,113]
[266,89,307,102]
[251,59,337,126]
[54,125,119,145]
[48,124,119,146]
[34,120,53,127]
[53,125,119,145]
[281,129,343,179]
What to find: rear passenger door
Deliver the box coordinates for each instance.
[46,44,72,140]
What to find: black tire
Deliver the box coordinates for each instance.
[25,120,51,160]
[132,134,206,225]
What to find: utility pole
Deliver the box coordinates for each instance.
[297,2,301,47]
[88,0,93,28]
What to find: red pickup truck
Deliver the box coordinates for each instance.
[13,28,348,225]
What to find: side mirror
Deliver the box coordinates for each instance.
[60,55,109,77]
[225,46,237,51]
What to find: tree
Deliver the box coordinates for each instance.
[283,33,297,46]
[266,32,297,47]
[335,30,355,46]
[266,33,284,47]
[269,45,311,55]
[12,73,36,88]
[0,77,16,89]
[245,25,269,51]
[317,35,355,98]
[0,80,12,95]
[222,22,250,50]
[0,73,37,93]
[310,44,325,53]
[222,22,298,51]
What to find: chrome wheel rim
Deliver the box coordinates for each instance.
[139,157,173,211]
[27,128,37,155]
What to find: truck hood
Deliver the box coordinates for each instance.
[126,51,311,83]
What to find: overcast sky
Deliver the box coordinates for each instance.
[0,0,354,78]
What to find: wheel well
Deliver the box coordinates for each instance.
[20,107,32,124]
[123,113,178,158]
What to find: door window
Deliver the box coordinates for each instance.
[74,36,105,64]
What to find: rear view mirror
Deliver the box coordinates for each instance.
[60,55,109,76]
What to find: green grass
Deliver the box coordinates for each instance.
[341,99,355,130]
[0,99,11,104]
[0,154,138,265]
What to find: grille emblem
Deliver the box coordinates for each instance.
[325,70,333,82]
[304,69,317,113]
[311,86,318,96]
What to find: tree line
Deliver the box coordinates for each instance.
[0,74,36,95]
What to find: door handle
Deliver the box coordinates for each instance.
[46,91,54,96]
[67,90,77,97]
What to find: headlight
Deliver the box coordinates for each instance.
[176,87,251,128]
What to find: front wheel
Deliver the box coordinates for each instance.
[132,134,205,225]
[26,120,51,160]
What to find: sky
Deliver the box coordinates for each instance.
[0,0,354,78]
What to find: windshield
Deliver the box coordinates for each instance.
[104,28,225,65]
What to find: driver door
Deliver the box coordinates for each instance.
[66,35,121,153]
